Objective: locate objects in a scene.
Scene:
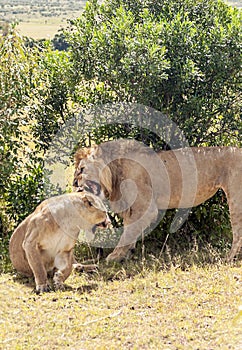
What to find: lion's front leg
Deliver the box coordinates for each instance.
[106,197,158,263]
[106,217,142,263]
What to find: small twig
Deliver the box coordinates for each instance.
[81,309,123,326]
[159,233,169,257]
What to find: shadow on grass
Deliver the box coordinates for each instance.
[12,273,36,291]
[80,238,240,284]
[11,270,100,295]
[4,235,240,295]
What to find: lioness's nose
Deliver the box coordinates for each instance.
[104,215,111,228]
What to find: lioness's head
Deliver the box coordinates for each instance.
[81,192,110,231]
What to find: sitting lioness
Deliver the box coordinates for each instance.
[9,192,110,293]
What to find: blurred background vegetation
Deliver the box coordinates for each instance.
[0,0,241,271]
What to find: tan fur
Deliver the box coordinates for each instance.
[74,139,242,263]
[9,192,109,293]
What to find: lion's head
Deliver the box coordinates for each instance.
[73,145,112,199]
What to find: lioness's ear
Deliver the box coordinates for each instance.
[83,194,94,208]
[92,144,100,156]
[83,193,106,212]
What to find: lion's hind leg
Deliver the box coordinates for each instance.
[227,207,242,262]
[225,184,242,262]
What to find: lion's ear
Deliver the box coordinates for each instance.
[100,166,112,194]
[74,147,92,168]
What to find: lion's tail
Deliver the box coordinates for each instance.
[9,217,33,277]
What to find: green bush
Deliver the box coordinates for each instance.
[0,27,34,270]
[0,29,65,271]
[66,0,241,146]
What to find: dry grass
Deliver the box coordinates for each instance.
[17,21,64,40]
[0,256,241,349]
[16,14,79,39]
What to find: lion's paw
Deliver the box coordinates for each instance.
[54,282,65,291]
[106,243,136,263]
[106,250,127,263]
[53,271,65,291]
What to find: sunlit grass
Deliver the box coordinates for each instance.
[1,254,241,349]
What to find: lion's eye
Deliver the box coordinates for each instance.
[77,167,84,176]
[73,178,78,187]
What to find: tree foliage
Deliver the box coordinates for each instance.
[66,0,241,146]
[0,29,67,267]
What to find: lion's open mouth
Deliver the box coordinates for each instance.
[74,180,101,195]
[84,180,101,196]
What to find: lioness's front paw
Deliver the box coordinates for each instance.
[73,263,98,273]
[36,284,50,294]
[53,271,65,291]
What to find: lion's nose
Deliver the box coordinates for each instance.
[73,178,78,187]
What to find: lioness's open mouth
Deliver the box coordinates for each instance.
[97,216,110,228]
[93,216,111,232]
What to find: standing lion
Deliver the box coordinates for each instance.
[73,139,242,263]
